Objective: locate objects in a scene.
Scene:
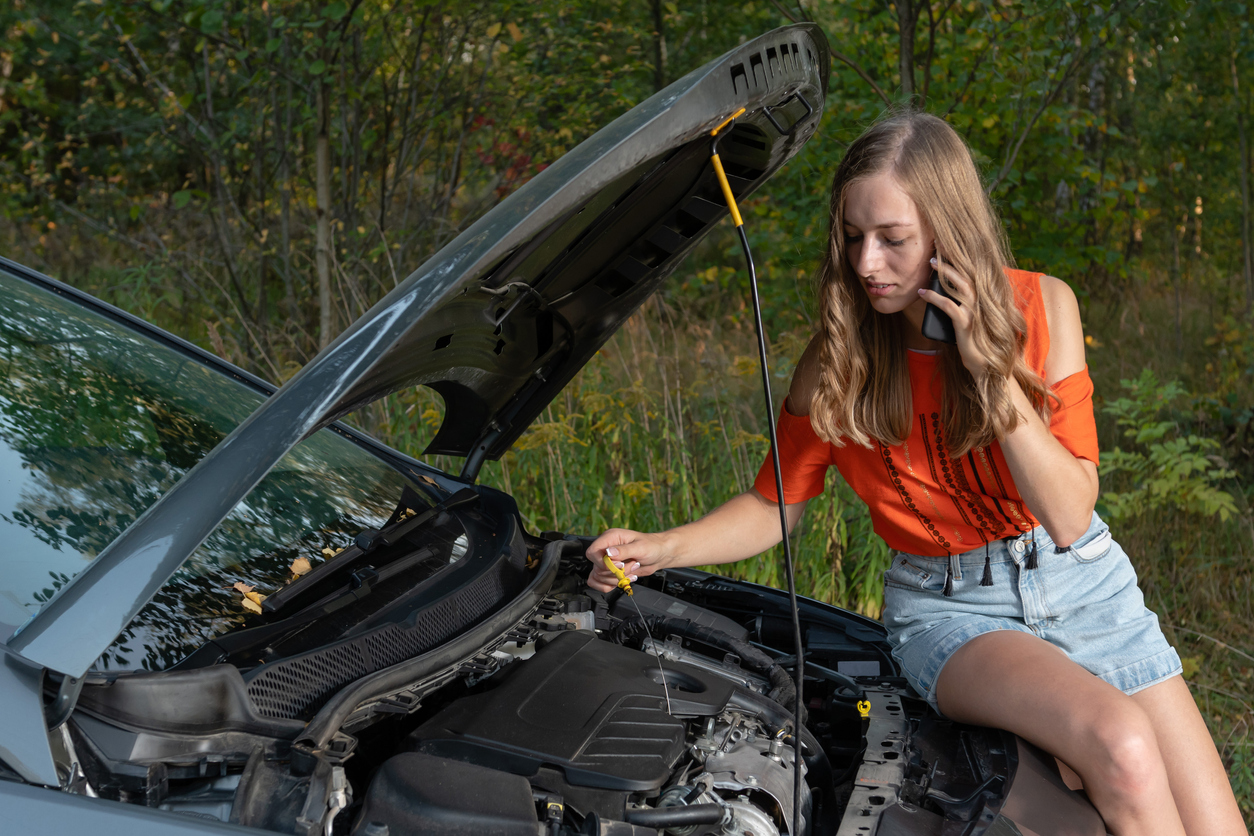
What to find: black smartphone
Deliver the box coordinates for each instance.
[921,270,958,344]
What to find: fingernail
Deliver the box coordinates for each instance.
[929,257,937,265]
[918,288,927,295]
[605,546,618,558]
[614,561,625,569]
[629,575,638,581]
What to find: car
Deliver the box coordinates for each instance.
[0,23,1108,836]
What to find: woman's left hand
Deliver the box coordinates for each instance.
[918,256,989,376]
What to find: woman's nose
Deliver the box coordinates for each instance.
[854,240,882,276]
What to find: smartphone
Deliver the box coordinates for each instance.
[920,270,958,344]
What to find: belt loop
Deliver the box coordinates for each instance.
[949,552,962,582]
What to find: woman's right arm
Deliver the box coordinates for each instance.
[585,490,809,593]
[585,334,824,593]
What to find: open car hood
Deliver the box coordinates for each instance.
[7,23,829,679]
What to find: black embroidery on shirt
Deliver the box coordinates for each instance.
[921,414,976,529]
[930,414,1006,539]
[979,446,1031,532]
[966,450,1018,528]
[877,439,951,551]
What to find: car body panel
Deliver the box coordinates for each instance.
[0,779,270,834]
[0,645,59,786]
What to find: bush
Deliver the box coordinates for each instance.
[1097,369,1238,524]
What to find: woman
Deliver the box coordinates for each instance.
[585,112,1244,833]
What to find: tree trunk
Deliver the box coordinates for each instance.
[652,0,668,92]
[1233,52,1253,315]
[897,0,916,99]
[316,81,334,351]
[1172,214,1183,359]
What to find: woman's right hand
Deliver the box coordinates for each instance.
[585,528,672,593]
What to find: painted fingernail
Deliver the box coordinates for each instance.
[629,575,638,581]
[929,257,937,265]
[605,546,618,558]
[614,561,625,569]
[918,288,927,295]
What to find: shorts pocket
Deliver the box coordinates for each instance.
[885,554,947,591]
[1067,527,1113,563]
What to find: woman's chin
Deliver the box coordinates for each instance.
[864,292,911,315]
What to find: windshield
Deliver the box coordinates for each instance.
[0,270,432,671]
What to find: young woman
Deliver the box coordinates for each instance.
[585,112,1244,834]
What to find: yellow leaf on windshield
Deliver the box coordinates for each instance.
[233,581,254,595]
[290,557,311,576]
[241,590,267,614]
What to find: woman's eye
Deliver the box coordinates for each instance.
[844,234,863,244]
[886,238,906,246]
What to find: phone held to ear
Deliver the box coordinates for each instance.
[921,270,959,344]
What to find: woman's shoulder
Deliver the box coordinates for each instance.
[784,333,824,418]
[1036,275,1085,385]
[1003,268,1074,315]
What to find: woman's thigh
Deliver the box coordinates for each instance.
[935,630,1185,832]
[936,629,1140,758]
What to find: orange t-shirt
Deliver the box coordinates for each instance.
[754,269,1099,556]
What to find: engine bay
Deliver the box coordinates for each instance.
[53,533,1035,836]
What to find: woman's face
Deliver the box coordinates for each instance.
[842,171,936,320]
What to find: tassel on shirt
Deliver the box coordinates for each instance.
[980,541,994,586]
[943,557,954,597]
[1025,528,1039,570]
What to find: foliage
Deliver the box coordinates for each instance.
[1098,369,1238,522]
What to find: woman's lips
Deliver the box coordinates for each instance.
[866,281,894,297]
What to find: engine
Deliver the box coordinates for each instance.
[64,542,885,836]
[352,628,811,836]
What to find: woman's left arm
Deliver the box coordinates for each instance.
[922,268,1098,547]
[995,276,1098,547]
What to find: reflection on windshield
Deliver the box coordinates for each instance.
[0,271,427,671]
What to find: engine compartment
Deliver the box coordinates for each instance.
[51,534,1032,836]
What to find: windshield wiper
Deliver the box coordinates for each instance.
[261,486,479,616]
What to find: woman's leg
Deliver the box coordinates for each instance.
[1128,675,1246,835]
[935,630,1186,835]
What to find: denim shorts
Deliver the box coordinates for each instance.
[882,512,1182,715]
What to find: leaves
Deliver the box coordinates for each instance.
[241,590,266,614]
[232,581,266,613]
[1099,371,1239,523]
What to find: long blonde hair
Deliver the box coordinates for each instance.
[810,111,1051,458]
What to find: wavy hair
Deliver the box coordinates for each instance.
[809,111,1052,458]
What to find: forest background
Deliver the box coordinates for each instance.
[1,0,1252,813]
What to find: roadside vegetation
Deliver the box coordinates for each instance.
[2,0,1251,816]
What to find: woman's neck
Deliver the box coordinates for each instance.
[900,301,946,351]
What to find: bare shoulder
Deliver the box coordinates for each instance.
[785,333,823,417]
[1038,275,1085,385]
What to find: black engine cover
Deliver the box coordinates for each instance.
[351,752,539,836]
[410,630,735,792]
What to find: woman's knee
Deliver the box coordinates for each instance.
[1078,698,1165,802]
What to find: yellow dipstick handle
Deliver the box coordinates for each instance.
[602,554,634,596]
[710,107,747,229]
[856,700,871,719]
[710,155,744,228]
